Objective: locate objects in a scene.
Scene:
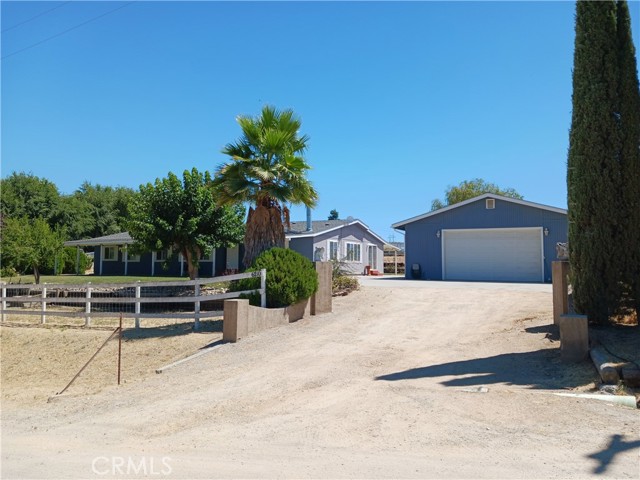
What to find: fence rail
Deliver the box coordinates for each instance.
[0,269,266,330]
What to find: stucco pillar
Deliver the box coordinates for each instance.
[552,261,570,325]
[223,299,249,343]
[311,262,332,315]
[559,314,588,362]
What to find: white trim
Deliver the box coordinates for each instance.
[441,227,544,282]
[344,241,362,263]
[286,220,386,245]
[328,240,339,261]
[392,193,567,229]
[103,245,118,262]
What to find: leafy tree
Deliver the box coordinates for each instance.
[0,217,64,284]
[50,195,95,240]
[71,182,135,238]
[0,172,60,222]
[616,0,640,316]
[212,105,318,267]
[127,168,245,279]
[328,209,339,220]
[567,0,621,323]
[430,178,523,211]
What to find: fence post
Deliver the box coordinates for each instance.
[135,282,141,329]
[552,261,570,325]
[194,282,201,330]
[41,285,47,324]
[85,282,92,327]
[260,269,267,308]
[1,283,6,323]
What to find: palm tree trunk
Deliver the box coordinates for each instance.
[243,205,285,267]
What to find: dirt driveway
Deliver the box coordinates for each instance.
[2,280,638,479]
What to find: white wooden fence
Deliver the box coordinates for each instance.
[0,269,266,330]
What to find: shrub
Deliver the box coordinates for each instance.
[232,247,318,308]
[331,259,359,296]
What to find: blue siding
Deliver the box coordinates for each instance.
[92,247,236,277]
[403,198,567,283]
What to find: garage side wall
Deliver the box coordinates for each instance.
[404,199,567,282]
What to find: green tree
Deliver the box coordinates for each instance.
[328,209,339,220]
[127,168,245,279]
[0,217,64,284]
[0,172,60,222]
[430,178,523,211]
[567,0,621,323]
[212,105,318,267]
[71,182,135,238]
[616,0,640,317]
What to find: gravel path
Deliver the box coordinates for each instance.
[2,282,638,479]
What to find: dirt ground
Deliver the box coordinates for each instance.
[2,280,639,479]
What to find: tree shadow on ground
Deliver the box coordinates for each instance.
[375,349,596,389]
[587,434,640,474]
[123,319,222,340]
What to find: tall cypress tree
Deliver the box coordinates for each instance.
[616,0,640,318]
[567,0,621,323]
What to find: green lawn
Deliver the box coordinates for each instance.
[0,275,190,285]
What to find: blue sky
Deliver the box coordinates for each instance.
[2,1,639,242]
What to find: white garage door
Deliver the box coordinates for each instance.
[442,228,543,282]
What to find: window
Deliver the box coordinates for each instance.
[486,199,495,209]
[127,251,140,262]
[155,250,168,262]
[226,246,239,270]
[329,241,339,261]
[345,242,361,262]
[200,249,214,261]
[103,246,118,261]
[367,244,378,268]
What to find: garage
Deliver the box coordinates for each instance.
[392,193,568,283]
[442,227,543,282]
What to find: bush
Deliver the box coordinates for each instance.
[232,248,318,308]
[332,259,359,296]
[60,247,93,274]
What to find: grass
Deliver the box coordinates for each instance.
[0,274,190,285]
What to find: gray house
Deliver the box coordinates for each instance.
[392,194,568,283]
[286,218,386,275]
[64,232,243,277]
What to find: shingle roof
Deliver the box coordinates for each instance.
[286,219,351,235]
[286,218,386,245]
[64,232,134,247]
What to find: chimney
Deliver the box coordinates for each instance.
[306,206,313,232]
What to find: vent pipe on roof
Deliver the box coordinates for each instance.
[306,206,312,232]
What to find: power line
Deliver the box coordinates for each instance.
[1,2,135,60]
[2,2,72,33]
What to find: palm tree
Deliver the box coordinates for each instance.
[212,105,318,267]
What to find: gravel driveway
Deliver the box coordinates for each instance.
[2,280,638,479]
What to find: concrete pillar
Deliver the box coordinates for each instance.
[311,262,332,315]
[223,299,249,343]
[552,261,570,325]
[559,314,589,362]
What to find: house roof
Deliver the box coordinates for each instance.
[64,232,134,247]
[286,219,386,245]
[392,193,567,230]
